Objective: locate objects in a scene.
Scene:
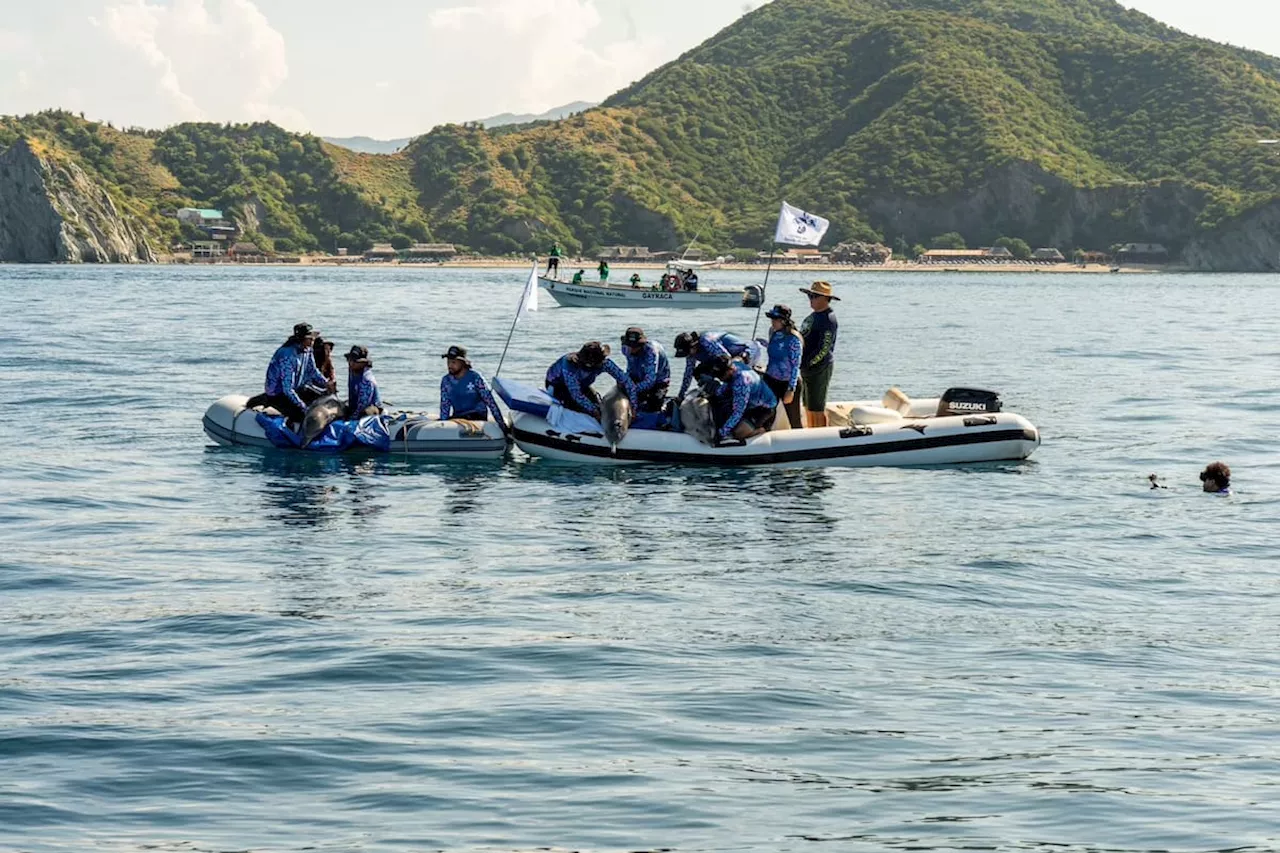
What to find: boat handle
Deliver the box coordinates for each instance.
[964,416,999,427]
[839,425,873,439]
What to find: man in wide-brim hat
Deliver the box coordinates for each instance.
[798,281,840,428]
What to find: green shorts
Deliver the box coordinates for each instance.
[801,362,834,413]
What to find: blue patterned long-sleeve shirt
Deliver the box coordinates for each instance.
[545,354,637,417]
[264,344,328,413]
[716,365,778,438]
[440,369,503,422]
[678,331,751,397]
[625,341,671,395]
[765,329,803,392]
[347,369,382,415]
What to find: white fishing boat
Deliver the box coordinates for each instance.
[202,395,508,458]
[497,381,1040,469]
[540,261,762,309]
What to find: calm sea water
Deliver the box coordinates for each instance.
[1,265,1278,853]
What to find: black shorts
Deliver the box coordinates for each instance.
[801,361,834,413]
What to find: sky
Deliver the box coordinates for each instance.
[0,0,1278,139]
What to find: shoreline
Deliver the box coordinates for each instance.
[157,257,1175,274]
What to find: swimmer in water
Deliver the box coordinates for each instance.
[1199,462,1232,495]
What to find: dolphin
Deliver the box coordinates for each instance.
[301,395,345,446]
[679,389,716,446]
[601,387,633,450]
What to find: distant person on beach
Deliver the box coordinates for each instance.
[545,342,636,419]
[439,345,503,423]
[344,345,382,418]
[1200,462,1232,495]
[572,269,585,285]
[799,281,840,428]
[546,242,561,278]
[247,322,330,424]
[761,304,804,429]
[598,260,610,282]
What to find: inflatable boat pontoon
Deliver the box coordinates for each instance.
[202,395,508,459]
[498,382,1040,469]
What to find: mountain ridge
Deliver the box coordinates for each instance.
[323,101,598,154]
[3,0,1280,269]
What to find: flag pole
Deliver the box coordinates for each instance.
[494,262,538,380]
[751,245,777,339]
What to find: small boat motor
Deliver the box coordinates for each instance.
[936,388,1002,416]
[742,285,764,308]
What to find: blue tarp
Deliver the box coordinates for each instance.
[255,412,393,453]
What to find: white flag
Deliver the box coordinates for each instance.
[775,201,830,247]
[517,261,539,320]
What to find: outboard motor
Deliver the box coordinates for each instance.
[936,388,1002,416]
[742,285,764,308]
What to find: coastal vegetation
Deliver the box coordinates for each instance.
[3,0,1280,265]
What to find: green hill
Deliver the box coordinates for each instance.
[4,0,1280,268]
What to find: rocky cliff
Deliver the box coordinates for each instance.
[1182,201,1280,272]
[0,138,155,263]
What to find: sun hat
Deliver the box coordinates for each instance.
[799,281,840,301]
[345,345,369,361]
[621,327,647,347]
[764,304,792,321]
[292,322,315,338]
[577,341,608,369]
[673,332,699,358]
[441,345,471,366]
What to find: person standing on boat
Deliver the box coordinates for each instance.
[545,342,636,420]
[439,345,504,423]
[572,269,585,285]
[761,304,804,429]
[598,259,610,282]
[546,242,561,279]
[674,330,752,400]
[705,356,777,442]
[344,345,383,418]
[684,269,699,291]
[620,327,670,413]
[248,322,331,424]
[799,281,840,428]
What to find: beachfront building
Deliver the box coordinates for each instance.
[832,242,892,264]
[229,241,266,261]
[404,243,458,262]
[1115,243,1170,264]
[598,246,655,261]
[1032,248,1067,262]
[175,208,238,242]
[364,244,398,262]
[766,248,830,264]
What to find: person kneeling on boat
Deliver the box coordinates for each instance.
[620,327,670,413]
[439,345,504,423]
[345,345,383,418]
[705,355,777,443]
[572,269,585,285]
[545,341,637,420]
[674,330,752,400]
[248,322,334,425]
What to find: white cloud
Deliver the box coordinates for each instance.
[424,0,664,120]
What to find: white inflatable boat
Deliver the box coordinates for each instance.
[500,383,1040,469]
[202,395,508,459]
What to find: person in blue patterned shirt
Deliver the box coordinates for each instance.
[620,327,670,413]
[344,345,383,417]
[761,304,804,429]
[704,355,777,442]
[439,345,504,424]
[248,322,332,423]
[545,341,637,419]
[673,330,751,400]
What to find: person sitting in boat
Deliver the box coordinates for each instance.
[247,322,332,425]
[683,270,699,291]
[761,304,804,429]
[620,327,670,413]
[545,341,636,420]
[571,269,585,285]
[1200,461,1232,495]
[345,345,383,418]
[598,260,610,282]
[705,355,777,442]
[439,345,504,423]
[674,330,752,400]
[630,273,643,289]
